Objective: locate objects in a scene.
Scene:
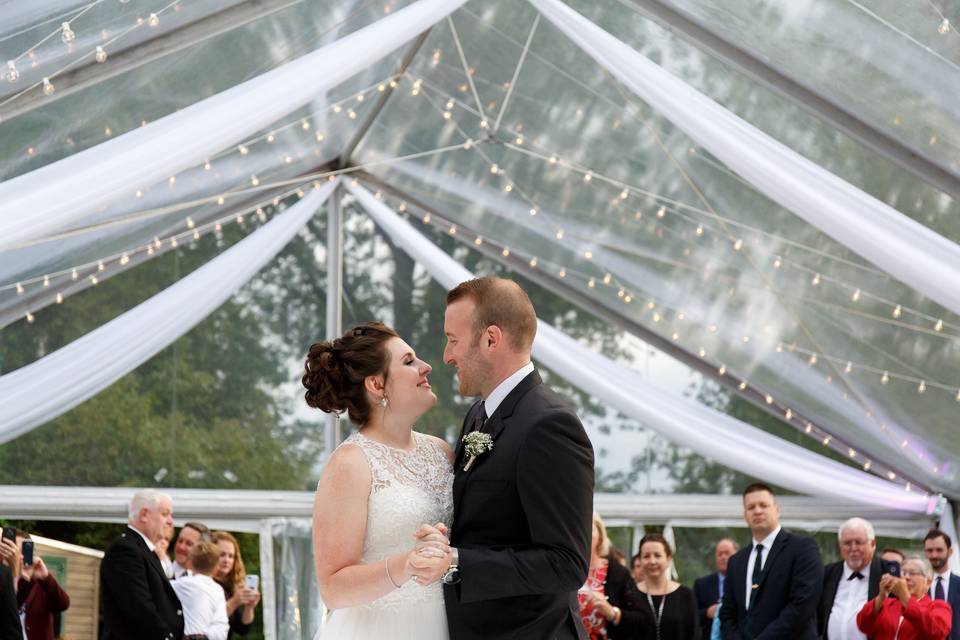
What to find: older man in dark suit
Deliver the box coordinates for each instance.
[818,517,883,639]
[695,538,739,636]
[720,483,823,640]
[101,490,183,640]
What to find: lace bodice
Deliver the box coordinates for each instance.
[338,430,454,610]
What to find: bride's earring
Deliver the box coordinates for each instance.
[380,396,388,408]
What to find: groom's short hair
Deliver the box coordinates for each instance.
[447,277,536,351]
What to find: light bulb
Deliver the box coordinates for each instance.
[588,278,595,288]
[851,288,860,302]
[718,365,726,376]
[939,18,950,34]
[56,292,63,304]
[892,304,901,319]
[42,77,54,96]
[5,60,19,83]
[529,257,537,268]
[934,319,943,332]
[95,46,107,63]
[250,175,260,187]
[733,239,743,251]
[26,312,34,323]
[15,282,24,295]
[881,371,889,384]
[148,13,160,27]
[238,144,248,155]
[61,22,75,44]
[501,247,510,257]
[811,273,820,285]
[785,409,793,420]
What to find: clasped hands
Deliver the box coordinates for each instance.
[404,523,451,587]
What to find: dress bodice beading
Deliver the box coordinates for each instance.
[338,431,454,611]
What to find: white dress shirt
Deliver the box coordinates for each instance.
[170,573,229,640]
[483,362,534,417]
[744,526,781,610]
[827,562,870,640]
[931,569,953,601]
[172,561,191,580]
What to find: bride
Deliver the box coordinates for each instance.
[302,322,454,639]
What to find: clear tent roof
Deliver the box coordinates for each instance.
[1,0,958,498]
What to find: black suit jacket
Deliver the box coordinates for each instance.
[0,563,22,640]
[719,529,823,640]
[694,571,722,632]
[443,370,595,640]
[817,556,882,638]
[100,528,184,640]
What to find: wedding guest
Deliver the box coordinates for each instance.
[156,534,174,579]
[881,548,905,564]
[15,530,70,640]
[211,531,260,638]
[578,512,649,639]
[631,552,645,588]
[0,537,23,639]
[694,538,738,636]
[173,522,211,579]
[856,556,951,640]
[818,517,882,640]
[923,529,960,640]
[608,545,627,568]
[638,533,700,639]
[170,541,229,640]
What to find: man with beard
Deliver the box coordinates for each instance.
[418,277,595,639]
[923,528,960,640]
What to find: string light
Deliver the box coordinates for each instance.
[95,46,107,63]
[60,22,76,45]
[148,13,160,27]
[939,18,951,33]
[5,61,18,83]
[42,77,54,96]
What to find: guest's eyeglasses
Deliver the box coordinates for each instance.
[902,569,926,577]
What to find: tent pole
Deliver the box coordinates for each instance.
[259,518,277,640]
[324,185,344,458]
[338,29,432,167]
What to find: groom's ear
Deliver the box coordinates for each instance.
[483,325,504,351]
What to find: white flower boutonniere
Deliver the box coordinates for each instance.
[462,432,494,472]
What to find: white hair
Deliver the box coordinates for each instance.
[128,489,172,522]
[838,517,876,542]
[903,555,933,579]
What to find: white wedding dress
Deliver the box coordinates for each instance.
[318,431,454,639]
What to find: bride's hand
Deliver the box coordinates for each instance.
[405,547,451,586]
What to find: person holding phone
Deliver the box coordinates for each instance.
[15,530,70,640]
[0,529,23,640]
[211,531,259,638]
[856,556,952,639]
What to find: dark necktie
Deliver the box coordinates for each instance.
[935,576,945,601]
[848,571,865,581]
[470,402,487,434]
[749,544,764,608]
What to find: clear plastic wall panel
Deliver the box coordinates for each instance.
[271,518,321,640]
[353,1,960,495]
[653,0,960,178]
[0,202,330,489]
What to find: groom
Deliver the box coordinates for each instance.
[419,277,594,639]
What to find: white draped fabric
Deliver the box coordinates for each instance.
[0,0,467,253]
[0,180,337,443]
[527,0,960,319]
[347,181,929,513]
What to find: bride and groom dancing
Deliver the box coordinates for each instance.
[303,277,595,639]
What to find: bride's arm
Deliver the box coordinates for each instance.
[313,445,437,609]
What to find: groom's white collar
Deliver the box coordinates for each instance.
[483,362,534,418]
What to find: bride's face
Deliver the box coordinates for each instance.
[382,337,437,416]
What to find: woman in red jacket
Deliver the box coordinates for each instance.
[15,532,70,640]
[857,556,951,640]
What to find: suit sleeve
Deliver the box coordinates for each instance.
[456,409,594,603]
[694,577,711,630]
[102,543,176,640]
[719,569,741,640]
[0,565,22,640]
[755,537,824,640]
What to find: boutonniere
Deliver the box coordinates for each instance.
[462,432,494,471]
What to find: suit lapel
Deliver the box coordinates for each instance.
[129,530,170,585]
[757,530,789,592]
[824,563,842,616]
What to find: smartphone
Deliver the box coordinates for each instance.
[21,540,33,566]
[1,527,15,543]
[244,574,259,592]
[881,559,901,577]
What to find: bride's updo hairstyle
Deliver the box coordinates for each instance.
[302,322,399,426]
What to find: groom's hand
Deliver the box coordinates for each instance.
[408,548,452,586]
[413,523,450,554]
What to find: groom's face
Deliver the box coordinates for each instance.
[444,299,491,397]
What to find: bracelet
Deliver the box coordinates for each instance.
[611,606,622,625]
[384,558,402,589]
